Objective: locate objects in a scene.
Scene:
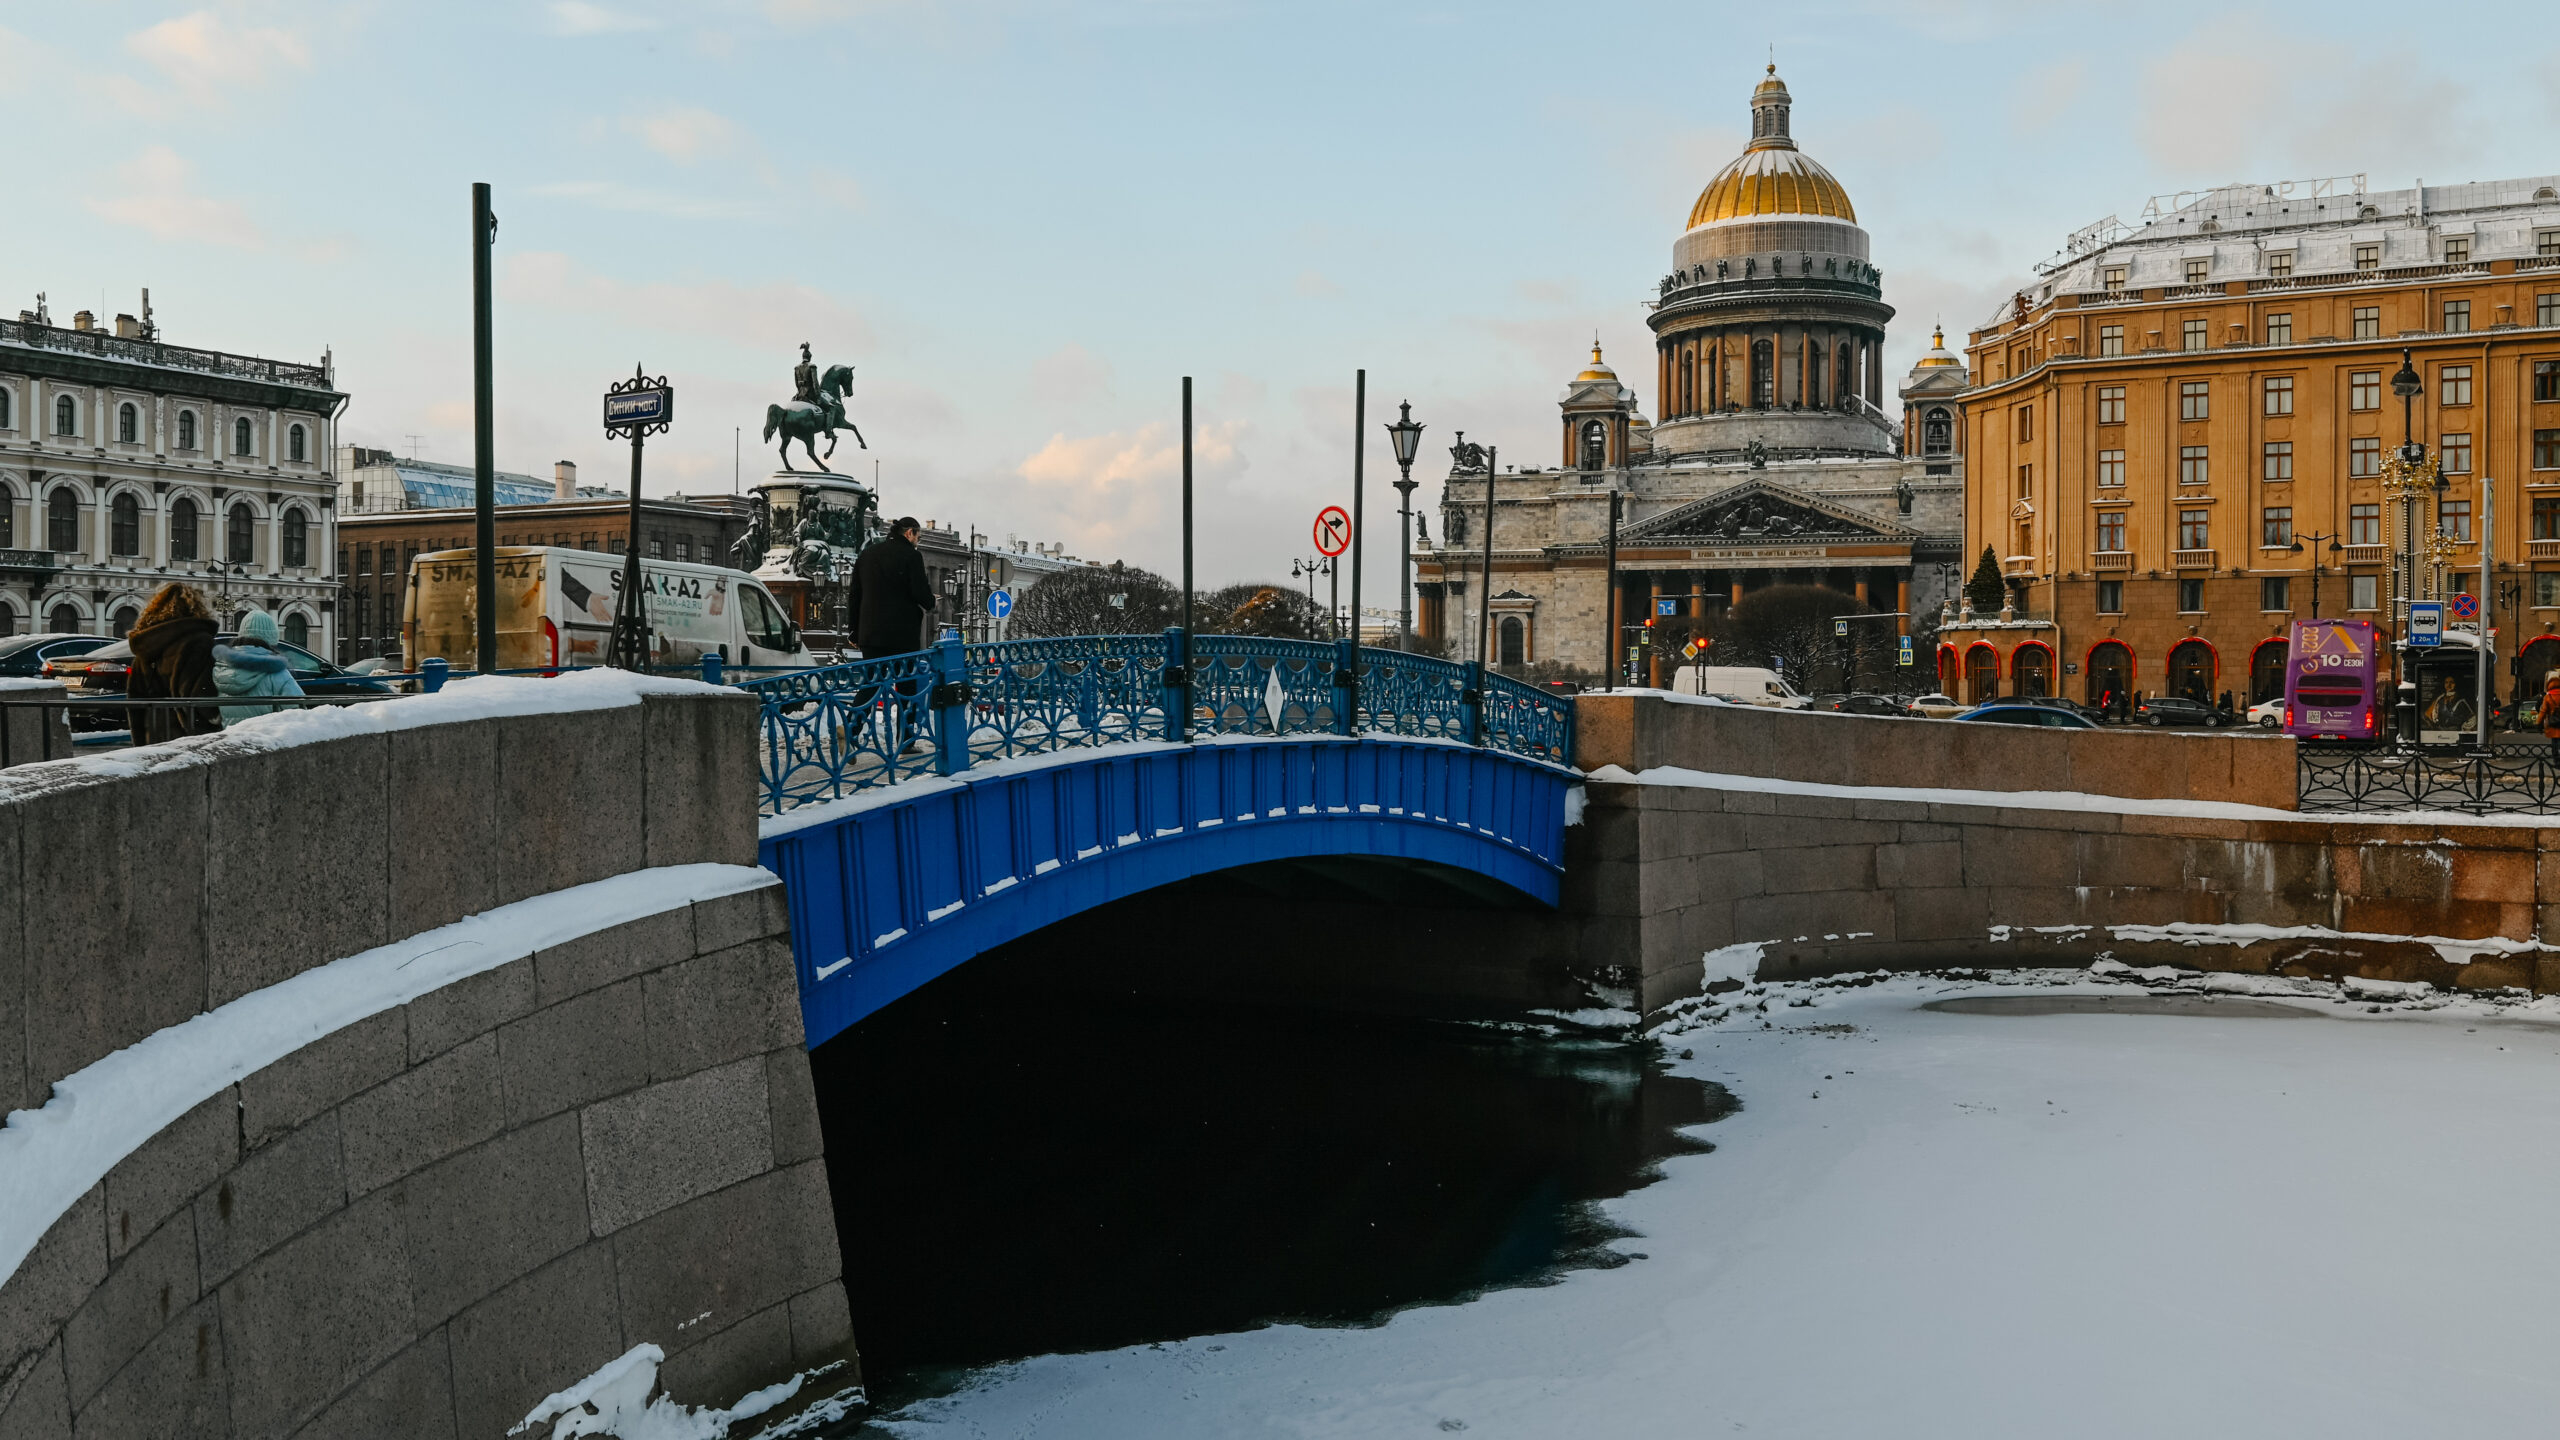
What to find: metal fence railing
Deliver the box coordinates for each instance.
[739,629,1578,815]
[2297,747,2560,814]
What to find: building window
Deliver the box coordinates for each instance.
[227,502,253,563]
[2015,464,2032,497]
[2267,253,2294,279]
[2442,432,2473,474]
[2178,509,2210,549]
[1750,339,1774,407]
[2178,577,2206,611]
[648,534,665,559]
[2354,244,2381,272]
[2537,497,2560,541]
[2016,407,2032,443]
[2264,375,2293,416]
[2542,294,2559,327]
[2182,318,2208,351]
[2542,233,2560,258]
[2179,446,2209,486]
[2351,437,2382,476]
[2350,574,2379,610]
[117,403,137,445]
[281,508,308,568]
[2096,579,2124,613]
[233,417,253,457]
[53,395,75,436]
[2262,507,2293,547]
[2102,266,2127,293]
[2442,500,2472,543]
[47,488,76,552]
[2266,313,2292,344]
[109,493,139,555]
[2445,236,2471,265]
[2098,325,2124,356]
[47,603,79,635]
[2444,299,2472,333]
[2540,572,2560,608]
[2351,371,2381,410]
[111,606,138,639]
[2180,380,2209,420]
[2264,442,2293,482]
[1580,419,1606,470]
[2441,365,2473,406]
[2539,430,2560,469]
[1923,407,1951,455]
[283,612,309,648]
[2184,258,2211,284]
[2098,449,2126,486]
[288,424,306,462]
[2096,386,2125,424]
[609,538,626,554]
[177,411,196,450]
[675,537,692,562]
[2096,511,2126,552]
[2349,503,2381,546]
[2353,307,2381,339]
[1498,616,1526,666]
[0,386,10,430]
[2262,577,2291,612]
[170,498,198,561]
[0,483,9,547]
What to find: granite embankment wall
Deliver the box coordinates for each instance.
[0,681,852,1438]
[1566,696,2554,1010]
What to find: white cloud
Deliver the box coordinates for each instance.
[499,251,874,355]
[550,2,661,36]
[528,181,768,221]
[124,10,310,107]
[626,106,739,165]
[2139,14,2473,180]
[85,147,266,250]
[1014,420,1248,553]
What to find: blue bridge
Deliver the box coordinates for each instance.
[744,631,1580,1047]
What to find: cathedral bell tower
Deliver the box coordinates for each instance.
[1558,343,1644,475]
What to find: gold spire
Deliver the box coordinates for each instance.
[1916,323,1959,366]
[1576,342,1618,382]
[1686,67,1855,228]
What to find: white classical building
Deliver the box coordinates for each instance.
[0,301,347,647]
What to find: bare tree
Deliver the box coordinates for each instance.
[1199,582,1325,640]
[1009,561,1181,638]
[1708,585,1863,690]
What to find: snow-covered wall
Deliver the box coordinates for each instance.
[1574,692,2297,809]
[1572,765,2548,1010]
[0,677,857,1436]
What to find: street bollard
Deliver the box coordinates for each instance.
[422,657,449,694]
[701,652,724,686]
[929,629,972,777]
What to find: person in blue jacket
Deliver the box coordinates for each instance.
[213,609,305,725]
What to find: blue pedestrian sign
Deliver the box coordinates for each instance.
[1898,635,1914,667]
[2408,601,2443,648]
[986,587,1014,620]
[1655,598,1679,617]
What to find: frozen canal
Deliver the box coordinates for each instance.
[869,972,2560,1439]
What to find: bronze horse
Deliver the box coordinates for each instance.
[763,363,867,472]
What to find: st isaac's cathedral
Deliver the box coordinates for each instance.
[1415,67,1969,682]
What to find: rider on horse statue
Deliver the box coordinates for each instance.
[765,341,868,472]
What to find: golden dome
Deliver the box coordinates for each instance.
[1685,66,1857,228]
[1915,324,1959,366]
[1575,342,1618,382]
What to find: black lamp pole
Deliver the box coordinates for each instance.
[1477,444,1498,669]
[2290,531,2343,619]
[470,182,497,675]
[1603,488,1622,687]
[1384,401,1424,650]
[2390,348,2426,746]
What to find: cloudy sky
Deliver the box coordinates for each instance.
[9,0,2556,595]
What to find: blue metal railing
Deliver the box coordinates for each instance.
[738,629,1577,814]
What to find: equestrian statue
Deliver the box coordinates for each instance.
[763,342,868,472]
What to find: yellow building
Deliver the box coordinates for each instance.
[1941,177,2560,711]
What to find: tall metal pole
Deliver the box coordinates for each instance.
[1477,445,1497,668]
[471,182,496,674]
[1181,375,1193,669]
[1349,369,1365,655]
[1603,488,1621,688]
[1395,475,1415,648]
[616,428,646,668]
[2480,474,2495,748]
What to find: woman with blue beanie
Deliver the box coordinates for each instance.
[213,609,305,725]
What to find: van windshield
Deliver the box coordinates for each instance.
[740,586,793,652]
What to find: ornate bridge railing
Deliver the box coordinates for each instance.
[737,629,1576,814]
[2297,747,2560,815]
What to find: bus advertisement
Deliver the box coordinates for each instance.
[2283,619,2380,742]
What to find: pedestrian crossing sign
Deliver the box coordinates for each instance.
[1898,635,1914,666]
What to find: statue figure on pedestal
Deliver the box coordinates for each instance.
[762,343,869,472]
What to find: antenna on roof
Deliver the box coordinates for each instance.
[403,434,424,460]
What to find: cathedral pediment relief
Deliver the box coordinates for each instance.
[1618,479,1919,546]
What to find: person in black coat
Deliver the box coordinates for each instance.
[848,516,938,659]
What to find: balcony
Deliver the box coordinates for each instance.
[2172,549,2217,569]
[0,318,333,389]
[2531,539,2560,561]
[2342,544,2390,565]
[2001,555,2037,579]
[2092,551,2134,572]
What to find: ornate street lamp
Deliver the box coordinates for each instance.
[1384,402,1425,648]
[2381,347,2438,745]
[2289,531,2343,619]
[1291,555,1333,637]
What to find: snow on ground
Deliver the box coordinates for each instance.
[877,970,2560,1439]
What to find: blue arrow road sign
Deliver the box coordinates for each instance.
[2408,601,2443,648]
[1898,635,1914,666]
[1655,598,1678,616]
[987,587,1014,620]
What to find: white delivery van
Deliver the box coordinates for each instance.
[404,547,818,672]
[1672,664,1807,708]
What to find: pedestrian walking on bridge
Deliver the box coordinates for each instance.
[127,582,219,744]
[849,516,937,661]
[214,609,305,725]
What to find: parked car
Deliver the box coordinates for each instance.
[2247,696,2285,729]
[71,636,394,698]
[0,633,111,677]
[1830,693,1914,717]
[2007,694,2108,723]
[2134,695,2225,728]
[1907,692,1967,719]
[1956,702,2101,729]
[1800,692,1851,712]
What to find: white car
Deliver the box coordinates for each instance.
[2247,696,2285,729]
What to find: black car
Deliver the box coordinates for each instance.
[0,633,111,677]
[71,636,393,698]
[2134,695,2225,728]
[1831,693,1913,717]
[2008,694,2108,723]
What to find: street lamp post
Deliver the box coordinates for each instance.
[1477,444,1498,671]
[2383,347,2437,747]
[1292,556,1332,633]
[2289,530,2344,618]
[1384,401,1425,649]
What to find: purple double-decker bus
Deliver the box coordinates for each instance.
[2283,619,2381,743]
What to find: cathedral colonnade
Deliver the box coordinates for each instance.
[1657,326,1888,420]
